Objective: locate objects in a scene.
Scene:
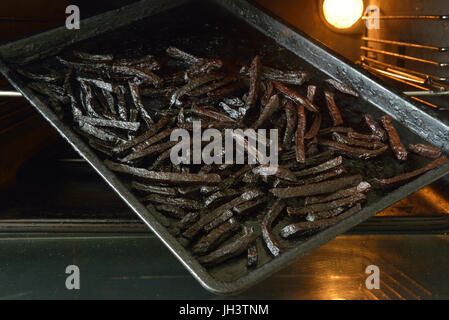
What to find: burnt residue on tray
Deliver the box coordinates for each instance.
[10,1,448,283]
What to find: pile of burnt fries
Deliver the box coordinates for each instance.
[18,46,447,268]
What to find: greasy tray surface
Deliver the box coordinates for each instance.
[1,0,448,294]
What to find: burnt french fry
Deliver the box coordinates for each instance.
[141,86,176,98]
[207,82,243,98]
[287,193,366,217]
[177,120,238,130]
[305,207,346,221]
[17,67,61,83]
[79,80,102,117]
[64,68,83,119]
[274,81,318,113]
[219,102,240,120]
[156,204,186,219]
[332,132,386,150]
[242,55,262,118]
[282,149,334,164]
[274,114,287,151]
[183,189,262,239]
[129,82,154,127]
[277,166,346,187]
[115,85,127,121]
[88,138,114,156]
[101,88,116,115]
[203,210,234,232]
[280,204,362,238]
[166,46,202,64]
[131,181,177,196]
[177,185,201,195]
[319,126,354,136]
[372,156,448,189]
[198,228,259,267]
[305,181,372,205]
[307,85,317,103]
[77,116,140,131]
[233,197,267,215]
[247,243,258,268]
[223,97,244,107]
[381,115,408,161]
[269,174,362,198]
[202,166,252,195]
[151,147,174,170]
[104,160,221,185]
[77,77,114,92]
[113,65,162,86]
[133,128,173,153]
[170,73,224,106]
[231,130,267,164]
[295,105,306,163]
[73,50,114,61]
[306,137,319,156]
[324,91,343,126]
[204,189,241,207]
[178,212,200,230]
[189,75,236,97]
[282,100,297,150]
[293,156,343,177]
[260,82,274,107]
[57,56,111,72]
[347,131,381,142]
[262,199,286,256]
[121,140,176,162]
[143,194,203,210]
[79,122,121,143]
[253,165,297,182]
[114,55,161,70]
[191,105,237,123]
[325,79,359,97]
[192,218,240,255]
[253,94,280,129]
[304,112,321,140]
[364,114,387,141]
[114,115,173,153]
[241,65,310,86]
[318,139,388,160]
[408,144,442,159]
[186,59,223,78]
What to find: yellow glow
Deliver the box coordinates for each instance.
[323,0,364,29]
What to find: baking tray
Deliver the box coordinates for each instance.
[0,0,448,295]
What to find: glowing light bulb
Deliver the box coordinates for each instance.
[322,0,364,29]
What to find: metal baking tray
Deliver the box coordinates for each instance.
[1,0,448,295]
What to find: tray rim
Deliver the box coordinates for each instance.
[0,0,448,295]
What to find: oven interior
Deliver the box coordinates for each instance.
[1,0,448,233]
[0,0,448,299]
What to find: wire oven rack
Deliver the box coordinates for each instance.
[360,10,449,111]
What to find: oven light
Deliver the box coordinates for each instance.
[322,0,364,29]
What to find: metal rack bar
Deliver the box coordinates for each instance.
[410,96,448,111]
[361,46,449,67]
[360,56,449,82]
[362,64,428,87]
[362,37,448,52]
[362,15,449,20]
[362,64,449,111]
[362,63,430,91]
[403,90,449,96]
[0,90,22,97]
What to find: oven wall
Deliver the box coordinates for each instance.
[253,0,363,62]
